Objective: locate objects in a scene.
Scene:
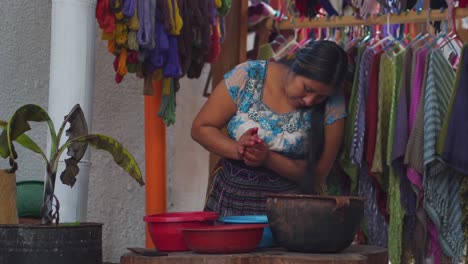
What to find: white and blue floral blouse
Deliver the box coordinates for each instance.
[225,60,347,159]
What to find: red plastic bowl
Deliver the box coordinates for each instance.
[144,211,218,252]
[181,224,267,254]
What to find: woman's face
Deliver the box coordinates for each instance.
[285,74,334,109]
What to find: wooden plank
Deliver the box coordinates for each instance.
[208,0,249,179]
[266,8,468,29]
[120,245,388,264]
[120,253,366,264]
[210,0,249,94]
[344,244,389,264]
[457,19,468,42]
[238,0,249,63]
[249,20,271,59]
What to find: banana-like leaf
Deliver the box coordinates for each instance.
[57,104,89,160]
[9,104,55,141]
[61,157,80,186]
[0,120,9,158]
[55,105,89,185]
[58,134,144,187]
[0,117,47,160]
[0,105,56,161]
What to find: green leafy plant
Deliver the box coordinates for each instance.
[0,104,144,224]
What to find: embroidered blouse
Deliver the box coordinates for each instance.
[224,60,347,159]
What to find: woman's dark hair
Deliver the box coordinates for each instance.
[281,40,348,88]
[284,40,348,195]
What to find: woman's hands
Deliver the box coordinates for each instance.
[237,127,270,167]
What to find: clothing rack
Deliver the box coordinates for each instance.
[266,8,468,29]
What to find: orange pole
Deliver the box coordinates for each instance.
[144,80,167,248]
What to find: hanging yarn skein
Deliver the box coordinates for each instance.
[95,0,231,125]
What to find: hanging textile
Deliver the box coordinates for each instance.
[438,45,468,254]
[269,2,468,261]
[339,44,365,195]
[407,48,438,264]
[423,49,465,263]
[350,47,374,167]
[391,47,417,252]
[365,49,390,220]
[358,161,389,247]
[95,0,231,126]
[440,45,468,174]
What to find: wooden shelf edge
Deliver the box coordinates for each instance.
[267,8,468,29]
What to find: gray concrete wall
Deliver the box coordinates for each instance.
[0,0,51,181]
[90,37,209,261]
[0,1,210,262]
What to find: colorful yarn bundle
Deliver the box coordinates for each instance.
[95,0,230,125]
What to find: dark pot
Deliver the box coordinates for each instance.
[266,194,365,253]
[0,222,102,264]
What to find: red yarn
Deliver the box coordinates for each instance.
[207,24,221,63]
[96,0,107,21]
[459,0,467,8]
[106,16,116,33]
[127,50,139,64]
[96,0,116,33]
[115,73,124,83]
[295,0,308,16]
[113,55,119,72]
[312,3,322,16]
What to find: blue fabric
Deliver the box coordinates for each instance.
[442,45,468,174]
[350,47,374,166]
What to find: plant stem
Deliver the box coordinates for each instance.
[41,164,57,224]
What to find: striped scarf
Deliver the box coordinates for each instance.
[423,49,465,263]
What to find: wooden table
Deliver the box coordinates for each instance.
[120,244,388,264]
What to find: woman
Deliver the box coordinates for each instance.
[191,40,348,216]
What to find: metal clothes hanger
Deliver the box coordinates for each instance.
[272,29,299,61]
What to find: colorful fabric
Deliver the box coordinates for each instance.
[205,158,299,216]
[460,177,468,257]
[364,49,381,172]
[405,47,429,177]
[365,50,391,221]
[358,161,389,247]
[391,48,417,248]
[408,50,434,263]
[371,53,392,181]
[383,51,406,264]
[441,46,468,257]
[340,45,366,194]
[423,49,465,262]
[350,47,374,166]
[441,45,468,174]
[224,60,347,159]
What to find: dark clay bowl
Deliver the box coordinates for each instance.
[266,194,366,253]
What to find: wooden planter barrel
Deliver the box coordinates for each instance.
[0,223,103,264]
[0,170,19,224]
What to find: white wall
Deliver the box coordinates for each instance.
[0,0,51,181]
[90,36,210,262]
[167,70,210,212]
[0,1,210,262]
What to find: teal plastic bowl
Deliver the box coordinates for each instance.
[219,215,275,248]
